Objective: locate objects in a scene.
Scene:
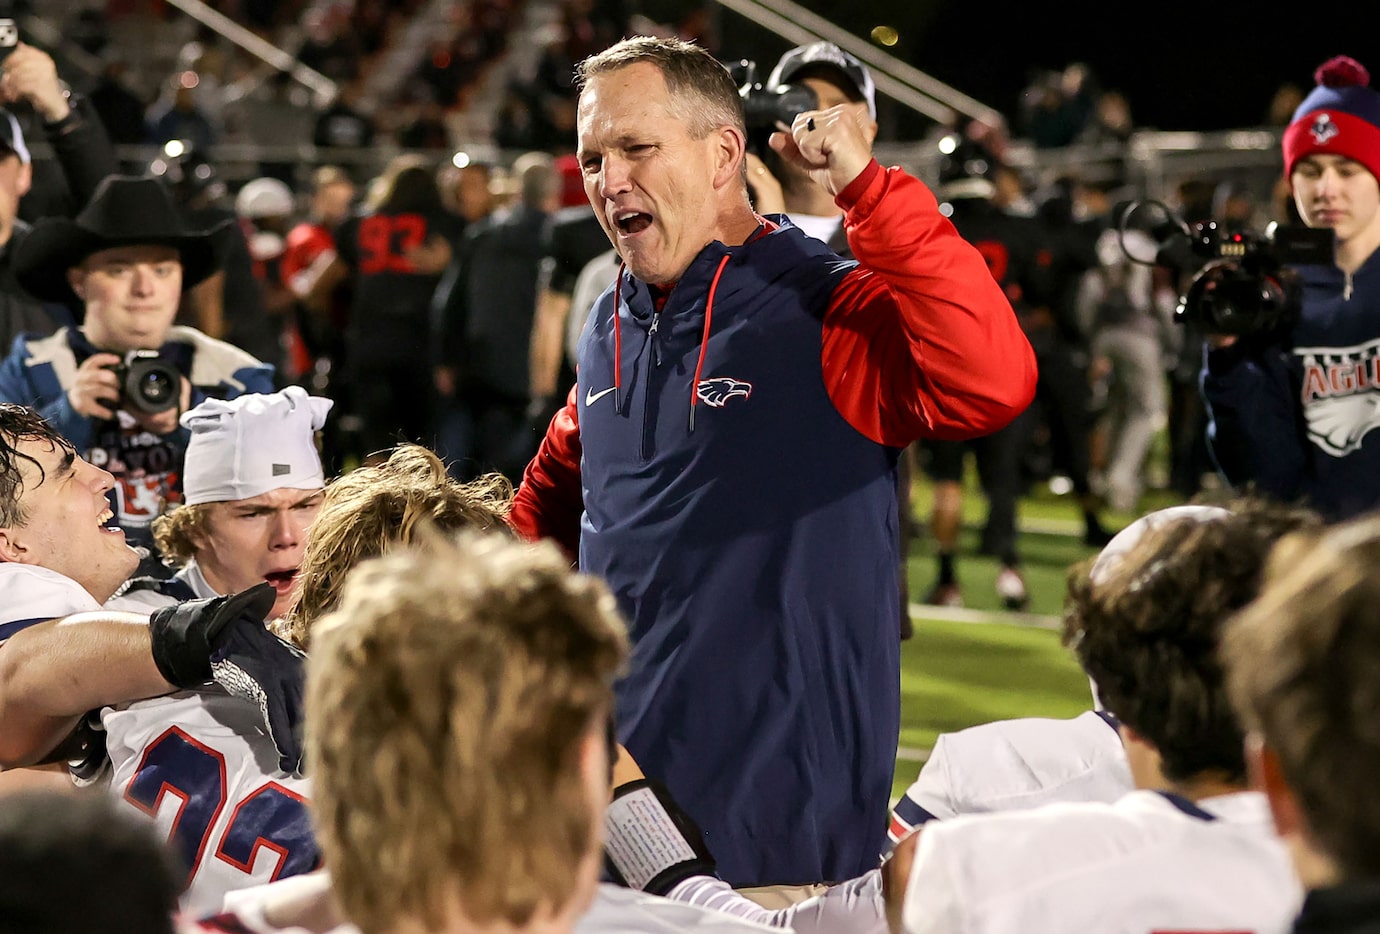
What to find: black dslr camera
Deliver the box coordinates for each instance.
[732,60,817,157]
[1118,200,1335,337]
[104,350,182,415]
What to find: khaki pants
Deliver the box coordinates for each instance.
[734,882,831,909]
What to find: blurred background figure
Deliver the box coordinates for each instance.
[281,164,358,472]
[433,150,561,484]
[321,155,463,463]
[1078,214,1175,515]
[233,175,300,379]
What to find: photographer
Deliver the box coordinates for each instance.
[1202,55,1380,521]
[744,41,877,251]
[0,175,275,573]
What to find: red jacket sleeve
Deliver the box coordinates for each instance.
[821,161,1038,445]
[508,384,583,560]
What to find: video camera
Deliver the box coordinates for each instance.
[1117,200,1335,337]
[731,60,817,157]
[104,350,182,415]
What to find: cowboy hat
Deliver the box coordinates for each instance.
[14,175,235,304]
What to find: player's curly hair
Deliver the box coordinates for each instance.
[274,444,513,649]
[307,530,628,932]
[0,404,73,529]
[1224,513,1380,878]
[149,503,212,567]
[1061,496,1319,784]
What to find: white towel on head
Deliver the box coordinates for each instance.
[181,386,333,505]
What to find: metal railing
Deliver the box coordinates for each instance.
[710,0,1003,126]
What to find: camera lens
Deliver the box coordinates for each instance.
[138,370,176,405]
[122,355,182,414]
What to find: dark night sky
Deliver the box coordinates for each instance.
[700,0,1377,140]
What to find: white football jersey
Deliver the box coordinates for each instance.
[902,789,1301,934]
[106,690,316,919]
[669,869,885,933]
[104,560,316,919]
[216,876,779,933]
[890,710,1133,843]
[105,560,214,613]
[0,564,101,640]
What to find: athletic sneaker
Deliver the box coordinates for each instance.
[924,582,964,608]
[995,567,1030,612]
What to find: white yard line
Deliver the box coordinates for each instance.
[907,602,1061,631]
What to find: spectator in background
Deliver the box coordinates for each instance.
[153,152,284,382]
[1027,174,1116,544]
[282,165,357,471]
[1078,219,1175,515]
[6,43,121,227]
[0,176,276,572]
[918,132,1053,612]
[296,3,363,84]
[321,155,462,460]
[88,55,152,150]
[312,77,375,152]
[526,152,605,451]
[1078,89,1136,145]
[1224,514,1380,934]
[146,75,218,154]
[393,87,452,151]
[437,152,497,225]
[431,152,500,478]
[1018,63,1099,149]
[0,45,120,355]
[433,151,561,485]
[232,175,300,377]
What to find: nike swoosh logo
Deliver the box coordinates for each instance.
[585,386,617,406]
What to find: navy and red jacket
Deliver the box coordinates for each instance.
[1203,249,1380,521]
[511,161,1036,886]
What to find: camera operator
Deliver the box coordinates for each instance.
[1202,55,1380,521]
[0,175,276,575]
[744,41,877,252]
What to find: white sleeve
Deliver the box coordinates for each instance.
[900,827,968,934]
[104,590,177,614]
[666,871,886,934]
[0,565,101,641]
[890,735,958,844]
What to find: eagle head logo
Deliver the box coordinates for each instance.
[1310,113,1340,146]
[696,377,753,408]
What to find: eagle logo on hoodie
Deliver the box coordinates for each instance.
[696,377,753,408]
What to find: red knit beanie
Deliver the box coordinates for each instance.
[1282,55,1380,182]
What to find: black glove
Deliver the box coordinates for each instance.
[149,582,278,688]
[210,616,308,775]
[149,582,306,774]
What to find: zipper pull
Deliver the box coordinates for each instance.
[649,310,663,366]
[1345,271,1354,301]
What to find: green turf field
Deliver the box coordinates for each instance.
[892,473,1192,801]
